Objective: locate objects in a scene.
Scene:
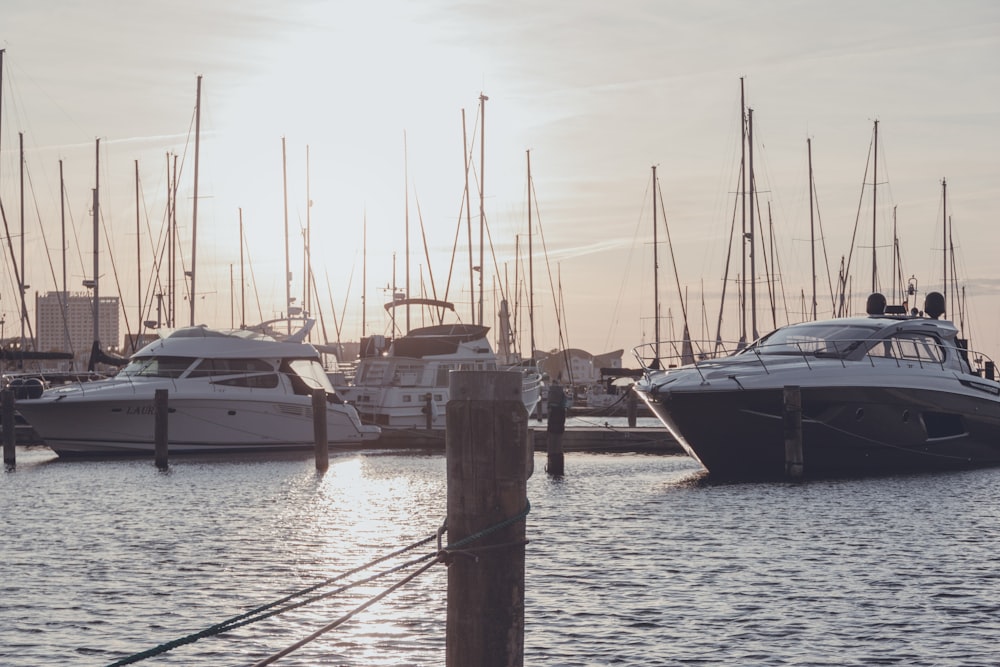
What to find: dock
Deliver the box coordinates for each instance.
[367,425,682,454]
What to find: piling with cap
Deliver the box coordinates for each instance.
[446,370,531,667]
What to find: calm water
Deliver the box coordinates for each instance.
[2,444,998,666]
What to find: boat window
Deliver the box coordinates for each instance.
[212,374,280,389]
[282,358,334,396]
[120,355,197,378]
[882,333,945,363]
[436,365,452,387]
[188,358,274,377]
[750,323,881,358]
[356,362,388,386]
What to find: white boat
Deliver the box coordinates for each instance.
[336,301,542,432]
[633,292,1000,479]
[15,320,380,457]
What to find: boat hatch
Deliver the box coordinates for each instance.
[921,412,965,439]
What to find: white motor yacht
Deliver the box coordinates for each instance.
[15,320,379,456]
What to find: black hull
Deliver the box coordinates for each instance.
[640,384,1000,479]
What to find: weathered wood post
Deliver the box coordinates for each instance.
[3,389,16,467]
[783,385,803,479]
[154,388,169,469]
[446,370,531,667]
[424,392,434,430]
[545,383,566,476]
[313,388,329,472]
[626,385,638,428]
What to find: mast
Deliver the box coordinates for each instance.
[239,208,245,328]
[527,149,535,360]
[872,119,878,294]
[281,136,290,334]
[652,165,660,359]
[189,74,202,326]
[478,92,488,327]
[748,107,757,339]
[807,137,817,320]
[91,138,100,356]
[739,78,748,343]
[942,177,948,313]
[305,145,312,321]
[404,131,410,332]
[362,211,367,338]
[134,159,141,350]
[19,132,27,357]
[60,159,69,355]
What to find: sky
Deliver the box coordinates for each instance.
[2,0,999,364]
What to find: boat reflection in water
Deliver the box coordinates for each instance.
[634,292,1000,479]
[15,319,379,457]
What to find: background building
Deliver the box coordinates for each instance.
[34,291,120,371]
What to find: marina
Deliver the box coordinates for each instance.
[3,445,997,666]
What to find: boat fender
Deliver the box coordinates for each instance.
[924,292,945,320]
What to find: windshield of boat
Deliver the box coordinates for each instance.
[120,355,197,378]
[282,358,334,395]
[747,323,882,358]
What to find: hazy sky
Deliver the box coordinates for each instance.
[2,0,999,361]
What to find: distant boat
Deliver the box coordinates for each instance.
[335,298,541,433]
[634,292,1000,479]
[15,319,379,457]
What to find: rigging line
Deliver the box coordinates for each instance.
[655,175,688,326]
[839,128,875,315]
[251,558,439,667]
[242,224,265,324]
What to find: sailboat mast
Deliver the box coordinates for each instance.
[807,137,816,320]
[239,208,246,328]
[748,107,757,339]
[305,145,312,320]
[135,159,141,349]
[739,78,748,343]
[281,136,290,335]
[527,149,535,359]
[190,74,201,326]
[92,138,100,348]
[404,131,411,333]
[477,94,488,327]
[362,212,367,338]
[652,165,661,359]
[942,177,948,313]
[60,159,69,354]
[872,119,878,294]
[19,132,27,355]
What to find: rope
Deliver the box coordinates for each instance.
[106,501,531,666]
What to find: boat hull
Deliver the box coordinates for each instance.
[16,394,379,457]
[640,383,1000,479]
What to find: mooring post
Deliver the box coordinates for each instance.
[313,388,329,472]
[446,370,531,667]
[424,392,434,430]
[546,383,566,476]
[783,385,803,479]
[626,385,638,428]
[3,389,16,467]
[154,388,168,469]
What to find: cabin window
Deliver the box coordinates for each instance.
[883,333,945,364]
[750,323,880,357]
[212,374,280,389]
[121,355,197,378]
[189,358,273,377]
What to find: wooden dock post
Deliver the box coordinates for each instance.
[545,383,566,476]
[783,385,803,479]
[154,389,169,469]
[626,385,638,428]
[313,388,329,472]
[446,370,531,667]
[3,389,16,467]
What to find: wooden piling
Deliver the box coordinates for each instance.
[424,392,434,430]
[3,389,16,467]
[313,388,329,472]
[446,370,531,667]
[154,389,168,469]
[626,385,638,428]
[783,385,803,479]
[545,383,566,476]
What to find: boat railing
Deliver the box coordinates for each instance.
[634,337,1000,381]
